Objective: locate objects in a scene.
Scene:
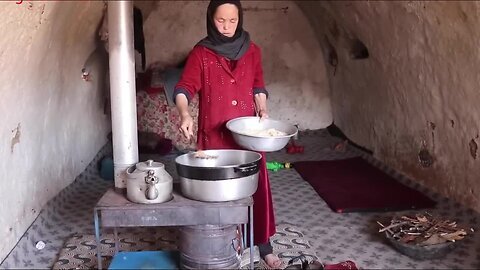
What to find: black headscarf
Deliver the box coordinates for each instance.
[197,0,251,60]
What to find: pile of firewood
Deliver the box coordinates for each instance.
[377,213,473,246]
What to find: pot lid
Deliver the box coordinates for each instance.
[136,160,165,171]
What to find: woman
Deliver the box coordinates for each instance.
[173,0,282,268]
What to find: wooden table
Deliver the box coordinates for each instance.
[94,186,254,269]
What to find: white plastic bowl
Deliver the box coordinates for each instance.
[226,116,298,152]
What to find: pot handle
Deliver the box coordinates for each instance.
[234,163,258,174]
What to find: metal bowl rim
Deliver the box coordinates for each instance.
[226,116,298,139]
[174,149,262,169]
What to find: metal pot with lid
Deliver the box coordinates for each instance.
[175,149,261,202]
[126,160,173,204]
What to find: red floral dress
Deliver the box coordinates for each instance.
[175,43,276,245]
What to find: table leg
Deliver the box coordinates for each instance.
[94,209,102,270]
[243,223,247,249]
[114,227,119,254]
[249,205,254,270]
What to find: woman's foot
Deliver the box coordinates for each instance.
[264,253,283,269]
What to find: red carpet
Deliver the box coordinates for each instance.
[293,157,436,213]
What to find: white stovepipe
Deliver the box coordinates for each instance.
[108,1,139,190]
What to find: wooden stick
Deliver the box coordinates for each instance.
[379,221,409,233]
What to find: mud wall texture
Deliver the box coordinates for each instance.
[297,1,480,210]
[0,1,109,262]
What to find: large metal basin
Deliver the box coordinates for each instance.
[226,116,298,152]
[175,149,261,202]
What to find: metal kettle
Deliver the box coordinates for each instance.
[126,160,173,204]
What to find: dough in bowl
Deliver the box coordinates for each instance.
[242,128,287,137]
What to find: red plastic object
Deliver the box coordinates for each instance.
[286,141,304,154]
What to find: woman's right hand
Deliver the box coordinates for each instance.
[175,93,194,141]
[179,113,194,141]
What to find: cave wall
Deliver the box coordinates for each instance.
[298,1,480,210]
[0,1,110,262]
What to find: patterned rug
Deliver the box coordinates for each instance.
[271,223,317,263]
[52,224,315,270]
[5,130,480,270]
